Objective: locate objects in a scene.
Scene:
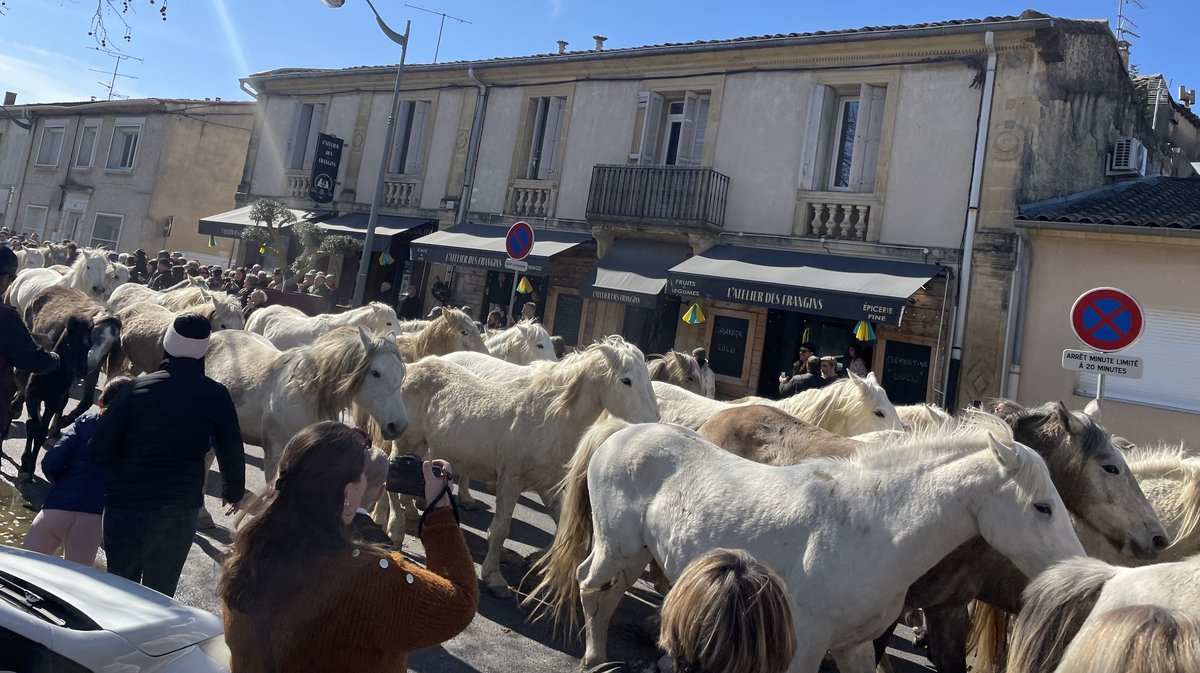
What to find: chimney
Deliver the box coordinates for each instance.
[1178,85,1196,108]
[557,40,568,55]
[3,92,16,106]
[593,35,607,52]
[1116,40,1131,72]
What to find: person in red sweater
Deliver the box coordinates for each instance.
[219,422,477,672]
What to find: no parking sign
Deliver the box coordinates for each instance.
[1070,287,1143,353]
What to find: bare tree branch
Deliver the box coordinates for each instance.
[82,0,169,49]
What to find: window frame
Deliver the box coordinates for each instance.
[635,89,710,167]
[798,78,893,195]
[34,121,68,168]
[105,118,144,172]
[827,96,860,191]
[75,118,102,169]
[524,95,567,181]
[22,204,49,238]
[89,212,124,250]
[286,102,326,171]
[385,99,432,177]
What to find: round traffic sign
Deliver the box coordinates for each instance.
[1070,287,1144,353]
[505,221,535,261]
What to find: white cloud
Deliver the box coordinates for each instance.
[0,40,144,103]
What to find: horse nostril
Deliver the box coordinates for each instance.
[1153,534,1170,550]
[385,422,397,435]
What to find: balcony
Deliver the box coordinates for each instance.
[586,164,729,231]
[285,172,311,200]
[794,192,880,242]
[382,176,421,209]
[506,179,558,218]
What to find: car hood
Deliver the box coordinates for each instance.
[0,545,222,656]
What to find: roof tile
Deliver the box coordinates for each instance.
[1017,177,1200,229]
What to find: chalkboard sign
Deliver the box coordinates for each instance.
[553,293,583,347]
[881,340,931,405]
[709,315,749,379]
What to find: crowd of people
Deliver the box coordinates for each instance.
[777,341,871,398]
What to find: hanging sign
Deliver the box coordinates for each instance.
[308,133,344,204]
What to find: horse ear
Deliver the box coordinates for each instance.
[1052,400,1085,434]
[1082,399,1101,422]
[357,326,373,350]
[987,432,1021,472]
[210,294,220,309]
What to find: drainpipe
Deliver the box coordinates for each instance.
[944,30,997,410]
[1003,227,1033,400]
[456,67,489,226]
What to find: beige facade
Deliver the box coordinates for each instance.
[0,99,253,260]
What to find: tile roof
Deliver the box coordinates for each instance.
[248,12,1060,79]
[1017,176,1200,229]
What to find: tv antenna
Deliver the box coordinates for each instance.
[404,4,471,63]
[1115,0,1144,44]
[89,47,143,100]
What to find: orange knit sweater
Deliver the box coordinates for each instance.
[222,508,478,672]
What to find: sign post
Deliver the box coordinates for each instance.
[1065,287,1145,416]
[504,222,534,323]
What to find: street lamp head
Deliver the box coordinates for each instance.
[320,0,346,7]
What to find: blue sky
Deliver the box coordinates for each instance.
[1,1,1196,104]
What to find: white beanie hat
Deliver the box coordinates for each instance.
[162,313,211,359]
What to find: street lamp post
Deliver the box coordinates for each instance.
[323,0,410,307]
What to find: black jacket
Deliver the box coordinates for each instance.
[91,357,245,511]
[0,303,59,435]
[350,511,395,548]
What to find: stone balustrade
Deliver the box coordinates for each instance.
[796,193,878,241]
[507,180,558,218]
[383,178,420,209]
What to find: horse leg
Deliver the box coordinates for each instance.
[578,545,653,669]
[62,366,101,427]
[871,619,901,666]
[924,604,970,673]
[19,400,44,481]
[384,491,408,548]
[831,642,878,673]
[456,470,479,510]
[535,487,561,520]
[480,479,522,598]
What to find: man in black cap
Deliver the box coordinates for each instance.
[0,246,60,441]
[91,313,245,597]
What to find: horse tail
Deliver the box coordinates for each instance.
[966,600,1012,673]
[523,416,629,635]
[1007,557,1115,673]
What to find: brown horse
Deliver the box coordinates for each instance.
[697,404,859,464]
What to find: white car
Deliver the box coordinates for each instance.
[0,544,230,672]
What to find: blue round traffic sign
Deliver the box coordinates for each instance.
[1070,287,1143,353]
[506,221,535,260]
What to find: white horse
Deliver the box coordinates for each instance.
[205,327,409,482]
[397,342,660,597]
[246,302,400,350]
[112,297,246,374]
[527,411,1084,673]
[1007,554,1200,673]
[101,262,130,300]
[15,247,45,271]
[897,403,956,431]
[106,278,212,314]
[483,320,557,364]
[8,250,108,315]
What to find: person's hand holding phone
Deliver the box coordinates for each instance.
[423,459,453,508]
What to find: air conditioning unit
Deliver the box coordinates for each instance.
[1107,137,1147,176]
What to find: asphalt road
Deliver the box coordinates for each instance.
[0,388,935,673]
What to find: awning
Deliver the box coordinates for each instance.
[409,223,591,276]
[582,239,692,308]
[666,244,943,326]
[315,213,436,252]
[197,205,327,239]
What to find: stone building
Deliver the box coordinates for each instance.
[233,10,1198,401]
[0,97,253,262]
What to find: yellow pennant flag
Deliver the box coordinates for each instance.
[683,303,705,325]
[207,234,217,248]
[854,320,876,341]
[517,276,533,294]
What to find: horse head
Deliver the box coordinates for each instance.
[348,327,408,440]
[585,339,659,424]
[839,372,903,435]
[364,302,401,332]
[77,252,108,296]
[647,351,703,394]
[208,295,246,331]
[102,263,131,299]
[434,308,488,355]
[1010,401,1169,560]
[85,314,121,373]
[57,316,94,381]
[974,429,1086,579]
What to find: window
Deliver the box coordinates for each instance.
[286,102,326,171]
[34,122,67,167]
[106,118,143,170]
[75,119,101,168]
[90,213,123,250]
[524,96,566,180]
[22,205,48,238]
[799,83,887,193]
[386,100,431,176]
[634,90,710,167]
[1076,307,1200,413]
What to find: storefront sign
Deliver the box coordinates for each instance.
[582,287,659,309]
[410,245,550,276]
[668,275,907,326]
[881,341,931,405]
[1061,349,1143,379]
[308,133,344,204]
[709,315,749,379]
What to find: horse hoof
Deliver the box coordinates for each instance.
[485,583,513,599]
[459,498,479,511]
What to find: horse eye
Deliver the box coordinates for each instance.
[371,370,381,378]
[621,377,631,386]
[537,344,544,348]
[460,330,467,335]
[874,410,885,418]
[1103,465,1120,475]
[1034,503,1053,516]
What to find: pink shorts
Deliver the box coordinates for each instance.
[23,509,103,566]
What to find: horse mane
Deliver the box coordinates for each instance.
[63,249,96,283]
[533,341,637,417]
[1007,556,1117,673]
[1126,445,1200,552]
[646,351,700,385]
[896,403,955,432]
[280,327,401,420]
[777,375,889,429]
[484,320,542,356]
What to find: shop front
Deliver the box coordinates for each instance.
[198,204,331,270]
[667,244,949,402]
[581,238,693,355]
[313,213,437,306]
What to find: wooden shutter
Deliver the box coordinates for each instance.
[848,84,886,193]
[387,101,412,174]
[536,96,566,180]
[798,85,836,190]
[301,103,326,170]
[1077,307,1200,413]
[689,96,711,166]
[285,102,305,170]
[525,98,548,179]
[675,91,701,166]
[637,91,664,166]
[404,100,430,175]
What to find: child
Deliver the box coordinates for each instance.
[23,376,134,565]
[348,447,396,548]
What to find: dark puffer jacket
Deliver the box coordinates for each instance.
[91,357,245,510]
[41,413,110,515]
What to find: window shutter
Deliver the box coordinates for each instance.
[387,101,412,174]
[404,100,430,175]
[848,84,886,193]
[798,85,835,190]
[637,91,664,166]
[285,103,306,170]
[1077,307,1200,413]
[302,103,326,170]
[526,98,548,179]
[689,96,711,166]
[536,96,566,180]
[675,91,701,166]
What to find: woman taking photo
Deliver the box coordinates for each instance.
[219,421,477,672]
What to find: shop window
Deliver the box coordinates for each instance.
[386,100,432,176]
[633,90,710,166]
[1076,307,1200,413]
[799,83,886,193]
[286,102,326,171]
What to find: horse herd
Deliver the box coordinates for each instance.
[6,253,1200,673]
